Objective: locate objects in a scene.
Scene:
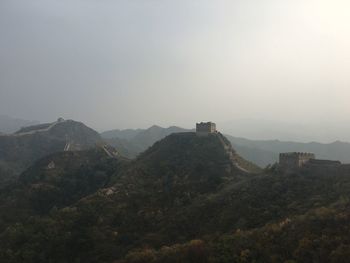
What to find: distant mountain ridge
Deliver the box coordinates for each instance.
[101,128,144,140]
[102,125,350,167]
[219,119,350,142]
[227,135,350,167]
[0,115,39,134]
[101,125,192,158]
[101,125,191,141]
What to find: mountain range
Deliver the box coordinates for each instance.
[1,124,350,262]
[2,117,350,189]
[0,115,39,134]
[102,126,350,167]
[227,136,350,167]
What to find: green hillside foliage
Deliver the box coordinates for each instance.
[118,201,350,263]
[0,132,350,262]
[0,148,127,230]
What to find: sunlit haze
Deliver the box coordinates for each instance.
[1,0,350,141]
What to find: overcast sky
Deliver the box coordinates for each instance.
[1,0,350,134]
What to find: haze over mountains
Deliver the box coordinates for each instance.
[2,116,350,174]
[1,119,350,262]
[4,115,350,143]
[0,115,39,134]
[101,126,191,158]
[3,0,350,261]
[102,125,350,167]
[218,119,350,143]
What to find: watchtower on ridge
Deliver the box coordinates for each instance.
[196,122,217,136]
[279,152,315,170]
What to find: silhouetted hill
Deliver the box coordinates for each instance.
[0,119,102,185]
[131,132,260,183]
[0,115,39,134]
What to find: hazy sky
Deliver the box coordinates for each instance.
[1,0,350,132]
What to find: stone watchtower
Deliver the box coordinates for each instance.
[196,122,217,136]
[279,152,315,171]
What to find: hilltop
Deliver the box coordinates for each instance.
[101,125,191,158]
[0,119,102,185]
[113,132,260,196]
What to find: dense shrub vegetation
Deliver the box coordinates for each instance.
[1,133,350,262]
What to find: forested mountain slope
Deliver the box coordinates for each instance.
[0,119,102,185]
[1,132,350,262]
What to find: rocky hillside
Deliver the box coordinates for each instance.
[0,119,102,185]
